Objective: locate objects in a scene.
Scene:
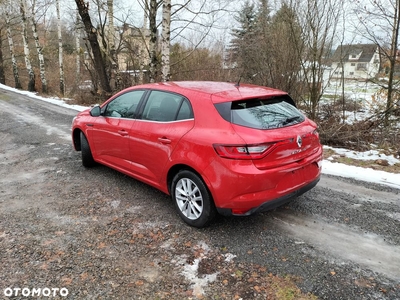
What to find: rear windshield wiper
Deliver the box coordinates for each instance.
[282,116,302,126]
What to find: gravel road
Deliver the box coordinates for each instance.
[0,88,399,299]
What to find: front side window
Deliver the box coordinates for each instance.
[104,90,145,118]
[142,91,193,122]
[215,96,305,129]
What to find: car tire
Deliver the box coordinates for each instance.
[171,170,216,228]
[80,132,96,168]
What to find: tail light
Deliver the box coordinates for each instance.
[213,140,291,160]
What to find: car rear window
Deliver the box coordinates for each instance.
[214,96,305,129]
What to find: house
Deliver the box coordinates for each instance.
[328,44,380,81]
[83,24,152,73]
[115,24,152,72]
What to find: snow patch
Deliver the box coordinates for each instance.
[324,145,400,166]
[110,200,120,209]
[0,83,87,112]
[223,253,237,262]
[322,160,400,189]
[181,257,219,297]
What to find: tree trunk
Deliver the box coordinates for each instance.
[107,0,121,91]
[138,47,145,85]
[5,10,22,89]
[385,0,400,127]
[30,0,47,93]
[148,0,159,83]
[0,29,5,85]
[56,0,65,95]
[161,0,171,82]
[75,0,111,96]
[289,0,339,119]
[75,11,81,84]
[137,0,148,85]
[20,0,36,92]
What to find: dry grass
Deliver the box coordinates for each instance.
[323,148,400,174]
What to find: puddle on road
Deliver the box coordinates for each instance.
[273,212,400,281]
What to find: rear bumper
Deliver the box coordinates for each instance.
[216,176,320,216]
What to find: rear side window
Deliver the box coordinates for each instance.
[215,96,305,129]
[142,90,193,122]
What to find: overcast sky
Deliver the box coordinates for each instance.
[56,0,381,49]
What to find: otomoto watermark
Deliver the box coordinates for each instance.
[3,287,69,297]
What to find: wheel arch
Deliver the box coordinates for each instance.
[72,128,83,151]
[167,164,213,197]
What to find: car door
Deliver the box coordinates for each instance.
[129,90,194,186]
[91,90,146,171]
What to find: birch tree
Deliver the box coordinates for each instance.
[56,0,64,95]
[148,0,162,82]
[20,0,36,92]
[161,0,171,81]
[136,0,231,83]
[5,9,22,89]
[28,0,47,93]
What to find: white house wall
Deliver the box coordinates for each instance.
[332,49,380,81]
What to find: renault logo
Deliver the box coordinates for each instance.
[296,135,302,148]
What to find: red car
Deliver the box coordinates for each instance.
[72,81,322,227]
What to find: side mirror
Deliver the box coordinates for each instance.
[90,105,101,117]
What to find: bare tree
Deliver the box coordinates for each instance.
[287,0,341,119]
[106,0,121,91]
[0,28,5,84]
[28,0,47,93]
[148,0,162,82]
[20,0,36,92]
[354,0,400,127]
[56,0,64,95]
[136,0,232,83]
[135,0,164,82]
[75,0,111,96]
[75,10,81,85]
[5,9,22,89]
[266,2,303,95]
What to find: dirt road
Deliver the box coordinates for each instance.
[1,88,399,299]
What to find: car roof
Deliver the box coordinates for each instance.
[134,81,288,104]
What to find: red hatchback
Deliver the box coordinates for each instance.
[72,81,322,227]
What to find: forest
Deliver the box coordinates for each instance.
[0,0,399,151]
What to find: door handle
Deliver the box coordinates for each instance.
[158,137,171,144]
[118,130,128,136]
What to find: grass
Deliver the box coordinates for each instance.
[272,275,318,300]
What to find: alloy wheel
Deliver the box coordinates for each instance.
[175,178,204,220]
